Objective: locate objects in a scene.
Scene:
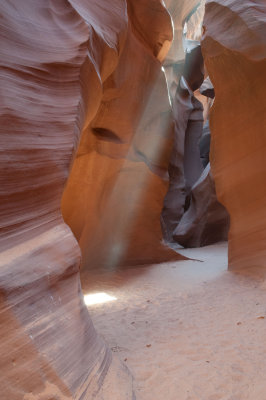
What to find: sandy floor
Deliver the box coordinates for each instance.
[82,242,266,400]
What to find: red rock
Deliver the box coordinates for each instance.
[62,0,185,270]
[0,0,189,397]
[202,0,266,269]
[0,0,134,398]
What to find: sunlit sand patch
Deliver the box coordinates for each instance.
[84,292,117,306]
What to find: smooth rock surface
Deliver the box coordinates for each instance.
[163,0,205,98]
[202,0,266,269]
[161,45,204,242]
[173,164,230,247]
[62,0,185,270]
[0,1,134,398]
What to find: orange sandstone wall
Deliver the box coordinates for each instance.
[0,0,134,398]
[202,0,266,269]
[62,0,187,270]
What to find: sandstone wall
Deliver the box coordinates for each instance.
[2,0,265,398]
[0,0,134,398]
[202,0,266,269]
[62,0,186,270]
[163,0,204,97]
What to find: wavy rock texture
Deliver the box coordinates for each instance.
[202,0,266,269]
[0,0,134,398]
[166,72,230,248]
[173,164,230,247]
[161,45,205,242]
[163,0,205,97]
[62,0,187,270]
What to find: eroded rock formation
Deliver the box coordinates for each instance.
[0,0,135,398]
[2,0,265,398]
[202,0,266,269]
[173,164,230,247]
[161,44,205,241]
[161,35,230,248]
[163,0,205,98]
[1,0,193,397]
[62,0,186,270]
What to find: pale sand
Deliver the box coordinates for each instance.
[82,242,266,400]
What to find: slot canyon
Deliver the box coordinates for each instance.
[0,0,266,399]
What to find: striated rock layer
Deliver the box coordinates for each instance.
[0,0,134,398]
[62,0,186,270]
[173,164,230,247]
[163,0,205,98]
[202,0,266,269]
[161,44,205,242]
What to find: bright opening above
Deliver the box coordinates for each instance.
[83,292,117,306]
